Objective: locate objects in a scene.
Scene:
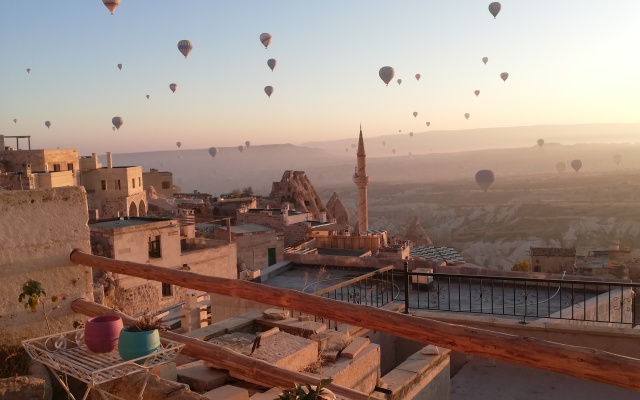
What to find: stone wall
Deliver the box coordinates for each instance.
[0,149,79,174]
[0,173,33,190]
[0,187,92,345]
[237,211,310,247]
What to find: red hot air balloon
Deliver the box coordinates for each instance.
[475,170,495,192]
[102,0,120,14]
[177,40,193,59]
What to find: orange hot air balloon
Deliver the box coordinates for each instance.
[102,0,120,15]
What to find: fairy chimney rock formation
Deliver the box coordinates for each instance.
[326,192,350,225]
[268,170,330,220]
[405,216,433,247]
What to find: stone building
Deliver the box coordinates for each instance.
[0,139,79,189]
[529,247,577,273]
[142,169,176,199]
[213,196,257,217]
[89,216,237,316]
[265,170,330,220]
[79,152,146,219]
[214,223,284,271]
[236,203,319,247]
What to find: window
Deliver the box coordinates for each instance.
[53,164,61,172]
[138,177,141,186]
[101,180,107,190]
[115,180,121,190]
[162,181,171,189]
[161,283,173,297]
[67,163,74,172]
[132,178,136,188]
[148,235,161,258]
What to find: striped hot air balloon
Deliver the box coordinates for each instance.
[102,0,120,14]
[260,33,272,49]
[177,40,193,59]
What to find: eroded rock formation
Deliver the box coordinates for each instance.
[405,216,433,247]
[268,170,330,219]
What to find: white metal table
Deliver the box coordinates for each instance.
[23,329,184,400]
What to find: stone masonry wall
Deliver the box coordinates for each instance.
[236,211,309,247]
[0,187,93,345]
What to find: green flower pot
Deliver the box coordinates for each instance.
[117,327,160,362]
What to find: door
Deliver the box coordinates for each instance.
[268,247,277,266]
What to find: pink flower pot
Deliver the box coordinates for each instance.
[84,315,123,353]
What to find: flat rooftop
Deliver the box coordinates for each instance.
[90,217,172,229]
[219,223,275,235]
[317,248,369,257]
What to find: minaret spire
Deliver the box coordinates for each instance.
[354,124,369,233]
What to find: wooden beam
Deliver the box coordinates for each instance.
[71,299,371,400]
[70,249,640,392]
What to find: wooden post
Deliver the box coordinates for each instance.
[69,249,640,392]
[71,299,370,400]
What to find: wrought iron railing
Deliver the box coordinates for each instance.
[290,266,400,330]
[403,265,639,326]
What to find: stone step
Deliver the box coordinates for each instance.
[341,337,370,359]
[176,360,229,392]
[256,317,326,337]
[203,385,249,400]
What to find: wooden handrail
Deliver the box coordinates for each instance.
[71,299,370,400]
[313,265,394,296]
[70,249,640,392]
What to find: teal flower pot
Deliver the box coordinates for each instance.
[117,327,160,362]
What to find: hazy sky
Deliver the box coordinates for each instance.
[1,1,639,154]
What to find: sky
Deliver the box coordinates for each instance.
[1,1,640,155]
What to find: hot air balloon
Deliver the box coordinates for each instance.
[170,83,177,93]
[556,162,566,173]
[500,72,509,82]
[264,86,274,98]
[260,33,272,49]
[267,58,277,72]
[613,154,623,166]
[103,0,120,14]
[351,144,356,149]
[474,90,480,97]
[238,145,244,153]
[413,112,418,118]
[409,132,414,138]
[146,95,150,99]
[464,113,470,120]
[13,119,17,123]
[245,141,251,148]
[482,57,488,65]
[44,121,51,129]
[397,79,402,85]
[398,130,401,133]
[26,68,31,74]
[537,139,544,148]
[208,147,218,158]
[177,40,193,59]
[475,170,495,192]
[426,122,431,127]
[379,66,395,86]
[392,149,396,154]
[571,159,582,172]
[117,64,123,70]
[176,142,182,149]
[415,74,421,81]
[488,2,501,18]
[345,148,349,153]
[382,141,386,147]
[112,116,123,130]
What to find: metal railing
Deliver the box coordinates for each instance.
[290,266,400,330]
[403,264,639,326]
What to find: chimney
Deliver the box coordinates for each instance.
[319,211,327,223]
[106,152,113,168]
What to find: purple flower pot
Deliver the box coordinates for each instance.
[84,315,123,353]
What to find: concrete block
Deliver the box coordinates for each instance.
[250,387,282,400]
[150,361,177,381]
[203,385,249,400]
[177,360,229,392]
[341,337,370,359]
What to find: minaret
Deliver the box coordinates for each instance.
[353,125,369,233]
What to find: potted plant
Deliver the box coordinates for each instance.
[118,315,167,362]
[84,315,123,353]
[278,379,336,400]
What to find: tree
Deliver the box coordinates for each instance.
[241,186,254,197]
[512,260,531,272]
[230,188,242,198]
